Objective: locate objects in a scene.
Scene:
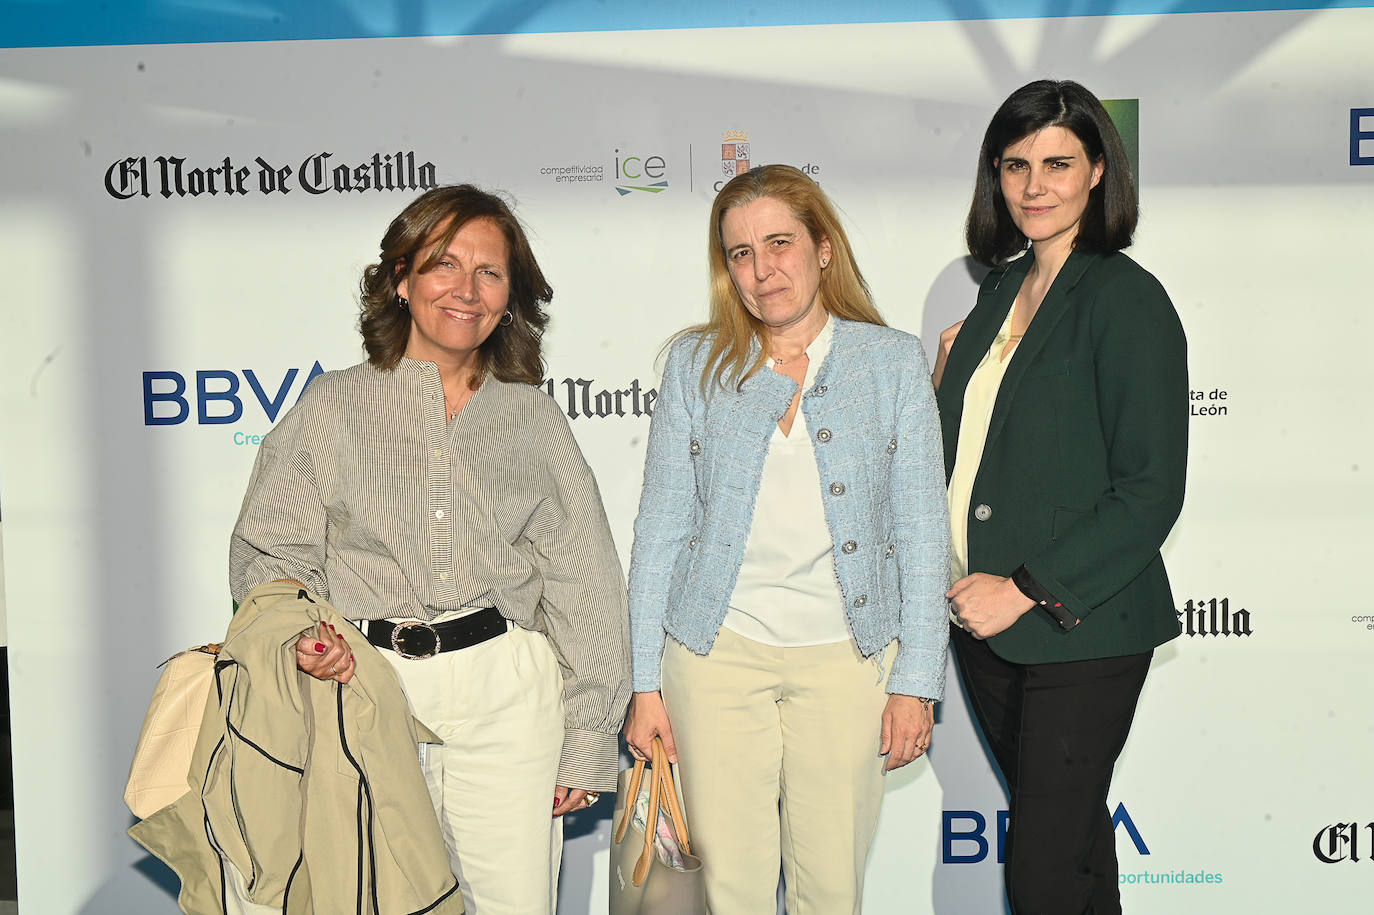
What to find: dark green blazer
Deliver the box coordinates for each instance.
[937,249,1188,664]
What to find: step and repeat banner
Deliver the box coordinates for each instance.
[2,2,1372,912]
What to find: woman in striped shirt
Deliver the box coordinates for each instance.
[231,185,631,914]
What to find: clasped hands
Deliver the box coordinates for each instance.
[947,573,1035,639]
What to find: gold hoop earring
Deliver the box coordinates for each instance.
[500,310,513,327]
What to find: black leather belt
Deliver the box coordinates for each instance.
[364,608,508,660]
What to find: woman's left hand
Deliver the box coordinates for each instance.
[948,573,1035,639]
[880,695,934,771]
[294,620,355,684]
[553,786,597,818]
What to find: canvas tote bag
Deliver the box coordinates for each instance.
[123,644,221,818]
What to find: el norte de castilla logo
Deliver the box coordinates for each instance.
[106,151,437,199]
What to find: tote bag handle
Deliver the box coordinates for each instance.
[613,736,693,888]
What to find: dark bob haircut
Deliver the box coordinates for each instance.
[965,79,1137,267]
[359,184,552,385]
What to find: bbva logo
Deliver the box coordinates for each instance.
[143,363,324,425]
[943,802,1148,864]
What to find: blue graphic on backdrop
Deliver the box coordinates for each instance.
[1351,108,1374,165]
[143,363,325,425]
[942,803,1148,864]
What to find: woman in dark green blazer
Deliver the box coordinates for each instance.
[933,80,1187,915]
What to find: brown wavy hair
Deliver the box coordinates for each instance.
[359,185,551,385]
[690,164,885,392]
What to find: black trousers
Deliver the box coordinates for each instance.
[950,623,1152,915]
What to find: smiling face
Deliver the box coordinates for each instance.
[398,217,511,372]
[720,196,832,336]
[998,125,1105,253]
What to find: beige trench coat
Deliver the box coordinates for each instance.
[129,580,462,914]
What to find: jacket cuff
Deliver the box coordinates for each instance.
[886,676,946,701]
[1012,564,1080,631]
[557,728,621,793]
[630,643,664,692]
[630,670,662,692]
[885,653,946,702]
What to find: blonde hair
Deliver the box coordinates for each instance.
[687,164,884,392]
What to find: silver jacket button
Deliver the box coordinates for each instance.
[689,439,701,455]
[887,438,898,454]
[853,594,868,608]
[815,385,828,396]
[841,540,858,554]
[817,428,832,443]
[974,503,993,522]
[830,481,846,496]
[885,543,895,558]
[688,535,698,549]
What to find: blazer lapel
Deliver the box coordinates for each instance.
[937,254,1029,474]
[982,249,1098,453]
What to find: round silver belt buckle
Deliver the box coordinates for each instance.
[391,620,439,660]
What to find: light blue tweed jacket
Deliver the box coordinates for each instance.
[627,318,950,699]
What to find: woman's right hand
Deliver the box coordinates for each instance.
[295,620,356,684]
[931,320,964,391]
[624,691,677,763]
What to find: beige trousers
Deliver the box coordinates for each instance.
[387,616,566,915]
[660,628,893,915]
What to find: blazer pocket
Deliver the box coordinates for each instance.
[1051,507,1089,540]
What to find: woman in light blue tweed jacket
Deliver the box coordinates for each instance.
[623,164,950,913]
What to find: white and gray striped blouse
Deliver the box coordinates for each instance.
[230,357,631,790]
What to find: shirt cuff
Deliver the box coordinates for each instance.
[557,728,622,793]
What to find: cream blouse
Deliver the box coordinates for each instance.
[722,317,851,646]
[948,302,1018,582]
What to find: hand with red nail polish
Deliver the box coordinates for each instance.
[295,619,357,685]
[552,787,587,818]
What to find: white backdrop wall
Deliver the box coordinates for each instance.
[2,2,1372,912]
